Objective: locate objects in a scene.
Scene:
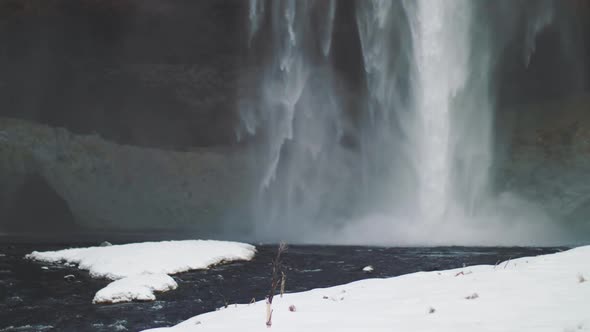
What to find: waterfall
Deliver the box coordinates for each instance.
[408,0,460,221]
[406,1,482,221]
[355,0,484,224]
[243,0,563,245]
[248,0,265,46]
[244,0,345,240]
[523,0,554,66]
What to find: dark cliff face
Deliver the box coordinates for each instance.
[0,0,248,149]
[494,1,590,107]
[0,174,78,233]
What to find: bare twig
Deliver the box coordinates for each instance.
[266,298,273,327]
[266,242,288,327]
[503,257,512,269]
[280,271,286,298]
[268,242,288,304]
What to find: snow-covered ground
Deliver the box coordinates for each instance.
[26,240,256,303]
[143,246,590,332]
[92,273,178,304]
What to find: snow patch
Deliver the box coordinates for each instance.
[93,273,177,304]
[142,246,590,332]
[26,240,256,279]
[26,240,256,304]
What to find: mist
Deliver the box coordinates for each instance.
[239,0,589,245]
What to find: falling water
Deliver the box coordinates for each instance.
[244,0,565,245]
[355,0,490,224]
[352,0,493,242]
[244,0,346,240]
[406,1,473,221]
[523,1,554,66]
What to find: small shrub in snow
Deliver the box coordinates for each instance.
[289,305,296,312]
[465,293,479,300]
[266,242,288,327]
[578,274,586,283]
[428,307,436,314]
[218,292,229,309]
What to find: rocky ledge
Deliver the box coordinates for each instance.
[0,117,254,234]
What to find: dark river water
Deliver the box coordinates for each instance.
[0,238,566,332]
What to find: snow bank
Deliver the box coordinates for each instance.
[93,273,177,304]
[27,240,256,279]
[143,246,590,332]
[27,240,256,303]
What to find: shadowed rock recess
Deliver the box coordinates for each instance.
[0,0,589,240]
[0,118,253,234]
